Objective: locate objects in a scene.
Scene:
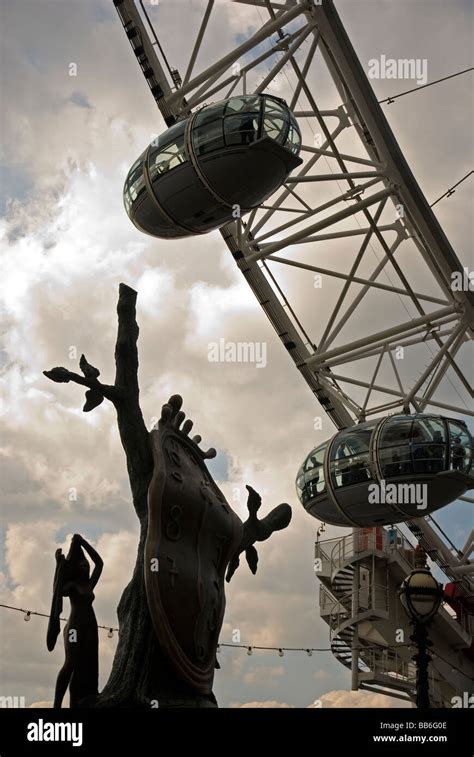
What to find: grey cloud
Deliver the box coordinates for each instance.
[1,0,471,709]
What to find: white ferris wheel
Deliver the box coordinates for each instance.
[112,0,474,705]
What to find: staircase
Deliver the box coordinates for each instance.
[332,564,355,595]
[315,526,471,705]
[328,596,369,671]
[328,562,367,671]
[316,527,417,702]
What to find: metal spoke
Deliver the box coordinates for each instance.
[329,374,472,416]
[307,305,459,368]
[255,177,383,244]
[290,31,320,110]
[182,0,215,86]
[267,255,449,306]
[167,3,305,107]
[247,188,393,262]
[318,199,387,352]
[361,347,386,415]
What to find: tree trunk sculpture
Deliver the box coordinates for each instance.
[44,283,291,707]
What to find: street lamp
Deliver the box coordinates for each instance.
[398,547,443,709]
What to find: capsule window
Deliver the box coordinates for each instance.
[304,448,326,494]
[411,417,447,474]
[264,97,287,117]
[194,118,225,155]
[262,116,288,143]
[149,141,187,177]
[193,103,227,155]
[412,417,446,443]
[195,103,226,126]
[448,421,472,473]
[379,417,414,477]
[155,120,187,148]
[124,153,146,213]
[329,427,374,488]
[331,452,371,488]
[297,442,327,503]
[148,122,187,179]
[379,417,413,448]
[129,174,145,201]
[286,125,301,154]
[224,96,260,114]
[223,112,259,146]
[379,446,413,477]
[124,193,132,214]
[262,97,289,144]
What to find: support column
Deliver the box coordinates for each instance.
[411,623,433,709]
[351,528,360,691]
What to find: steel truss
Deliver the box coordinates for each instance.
[114,0,473,699]
[115,0,473,428]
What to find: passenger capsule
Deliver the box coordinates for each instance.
[296,414,473,527]
[123,94,302,239]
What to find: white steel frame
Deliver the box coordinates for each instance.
[115,0,473,430]
[113,0,473,697]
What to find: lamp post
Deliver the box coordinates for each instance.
[398,547,443,709]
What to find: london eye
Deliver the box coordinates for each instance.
[112,0,473,706]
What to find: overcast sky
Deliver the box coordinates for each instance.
[0,0,472,708]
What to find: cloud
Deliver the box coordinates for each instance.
[231,690,413,708]
[68,92,92,110]
[0,0,471,712]
[243,665,285,686]
[312,669,331,682]
[230,700,295,708]
[315,690,413,708]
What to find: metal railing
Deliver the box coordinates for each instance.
[315,526,416,577]
[314,539,333,565]
[328,595,352,634]
[319,584,337,616]
[360,647,417,685]
[439,600,474,638]
[360,646,443,704]
[369,582,389,613]
[328,583,389,635]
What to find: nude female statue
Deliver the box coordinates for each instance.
[47,533,103,708]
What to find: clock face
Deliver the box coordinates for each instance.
[144,426,242,694]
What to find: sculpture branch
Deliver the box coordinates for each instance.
[225,485,292,582]
[43,283,152,520]
[114,282,141,396]
[43,368,120,409]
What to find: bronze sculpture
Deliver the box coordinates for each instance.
[47,534,103,708]
[226,485,292,582]
[44,284,292,707]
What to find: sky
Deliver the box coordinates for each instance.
[0,0,472,709]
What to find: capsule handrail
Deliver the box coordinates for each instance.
[328,583,389,631]
[328,525,416,575]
